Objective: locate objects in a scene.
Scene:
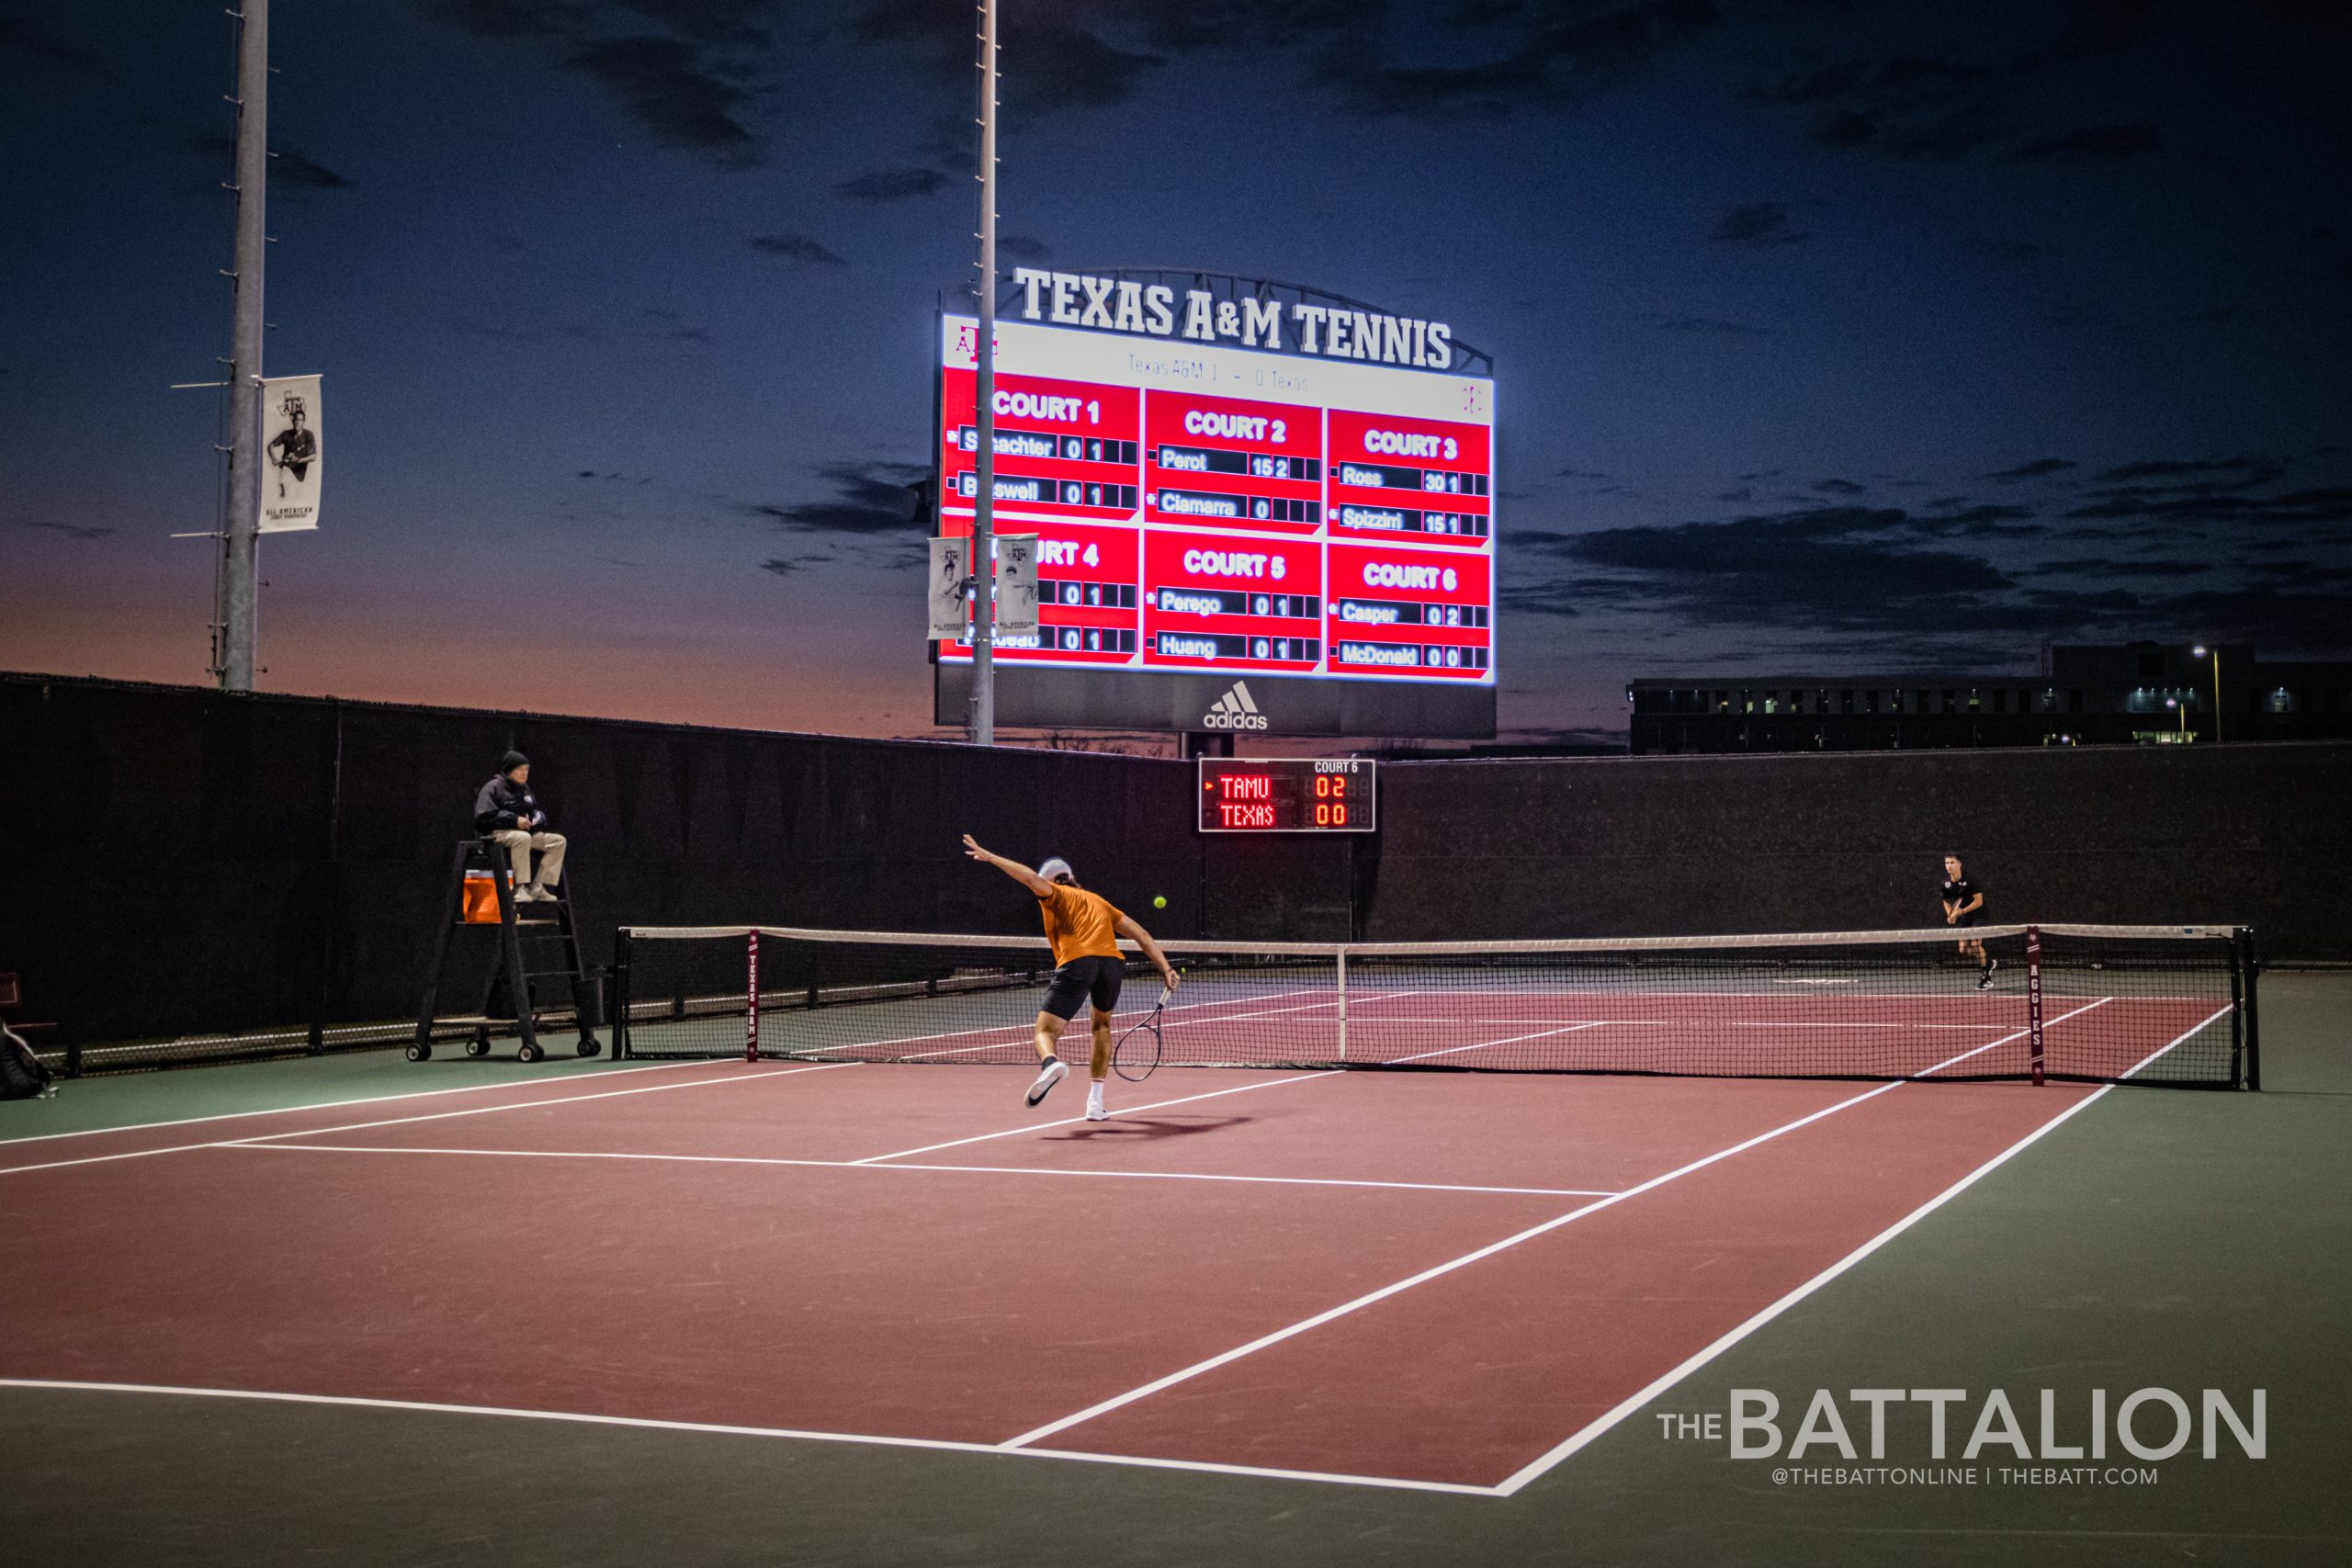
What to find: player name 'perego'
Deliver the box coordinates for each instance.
[1012,268,1455,370]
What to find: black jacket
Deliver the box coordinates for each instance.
[474,774,544,834]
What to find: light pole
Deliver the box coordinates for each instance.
[2166,696,2185,740]
[2192,645,2220,743]
[967,0,1001,746]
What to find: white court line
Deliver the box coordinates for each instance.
[226,1142,1617,1199]
[850,1072,1340,1165]
[813,987,1340,1063]
[0,1380,1492,1497]
[1915,998,2107,1076]
[1,1013,2180,1496]
[1489,1078,2116,1495]
[1340,1019,2017,1030]
[1387,1021,1612,1064]
[995,1014,2085,1453]
[997,1077,1920,1452]
[0,1063,854,1179]
[2117,1004,2234,1080]
[0,1055,726,1150]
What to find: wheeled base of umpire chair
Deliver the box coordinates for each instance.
[413,837,604,1066]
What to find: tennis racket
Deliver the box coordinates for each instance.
[1113,985,1172,1082]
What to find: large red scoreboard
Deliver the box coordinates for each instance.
[935,314,1497,737]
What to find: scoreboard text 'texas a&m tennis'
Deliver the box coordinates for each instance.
[933,287,1496,739]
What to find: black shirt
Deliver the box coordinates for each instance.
[1941,875,1985,924]
[474,774,543,834]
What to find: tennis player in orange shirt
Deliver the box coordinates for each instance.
[962,834,1181,1122]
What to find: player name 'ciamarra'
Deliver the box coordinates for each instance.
[1010,268,1456,370]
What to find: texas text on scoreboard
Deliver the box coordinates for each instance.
[933,296,1497,739]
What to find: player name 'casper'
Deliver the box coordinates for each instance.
[1010,268,1455,371]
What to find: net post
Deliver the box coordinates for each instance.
[2238,926,2260,1091]
[2025,924,2044,1088]
[613,929,631,1059]
[1335,947,1348,1064]
[745,929,761,1064]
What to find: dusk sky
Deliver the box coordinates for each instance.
[3,1,2347,746]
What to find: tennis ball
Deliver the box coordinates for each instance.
[1152,895,1168,908]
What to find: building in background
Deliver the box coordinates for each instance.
[1627,643,2352,755]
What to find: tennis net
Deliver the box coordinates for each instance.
[611,923,2257,1089]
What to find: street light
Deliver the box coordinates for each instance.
[2192,645,2220,743]
[2166,695,2186,740]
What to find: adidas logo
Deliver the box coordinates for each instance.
[1202,680,1271,731]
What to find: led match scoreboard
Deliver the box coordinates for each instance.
[935,310,1497,738]
[1197,759,1375,833]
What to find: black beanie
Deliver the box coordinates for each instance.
[502,750,529,773]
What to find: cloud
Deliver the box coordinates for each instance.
[642,306,714,344]
[2092,455,2279,485]
[0,16,113,77]
[1985,457,2076,480]
[2246,559,2352,582]
[9,517,114,541]
[2027,557,2211,578]
[1507,505,2021,631]
[1906,503,2042,538]
[1711,201,1807,248]
[2011,124,2158,161]
[740,461,928,536]
[614,0,776,48]
[1813,478,1865,494]
[429,0,570,39]
[760,554,835,576]
[1558,467,1614,481]
[833,166,947,201]
[2062,485,2351,526]
[748,231,844,265]
[998,233,1054,261]
[1494,489,2352,652]
[853,1,1165,116]
[1749,53,2007,163]
[566,36,758,164]
[188,134,356,190]
[1311,0,1724,120]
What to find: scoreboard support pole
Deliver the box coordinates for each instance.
[969,0,1001,746]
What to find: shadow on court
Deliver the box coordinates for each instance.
[1046,1114,1256,1143]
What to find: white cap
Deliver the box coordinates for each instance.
[1038,857,1075,884]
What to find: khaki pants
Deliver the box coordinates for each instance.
[490,829,566,888]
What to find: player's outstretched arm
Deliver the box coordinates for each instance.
[1114,914,1180,990]
[962,834,1054,895]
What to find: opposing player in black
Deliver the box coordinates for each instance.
[1941,853,1997,989]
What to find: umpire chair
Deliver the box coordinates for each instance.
[413,838,602,1064]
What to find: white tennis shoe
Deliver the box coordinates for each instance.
[1025,1058,1068,1106]
[1085,1087,1108,1122]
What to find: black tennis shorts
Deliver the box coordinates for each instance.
[1953,911,1984,930]
[1042,954,1125,1021]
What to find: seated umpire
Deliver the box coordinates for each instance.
[474,751,566,904]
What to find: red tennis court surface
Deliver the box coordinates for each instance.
[0,1051,2145,1493]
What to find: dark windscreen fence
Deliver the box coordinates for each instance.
[616,923,2256,1089]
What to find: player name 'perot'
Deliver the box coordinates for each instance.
[1010,268,1455,371]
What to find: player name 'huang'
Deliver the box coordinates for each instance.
[1011,268,1455,370]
